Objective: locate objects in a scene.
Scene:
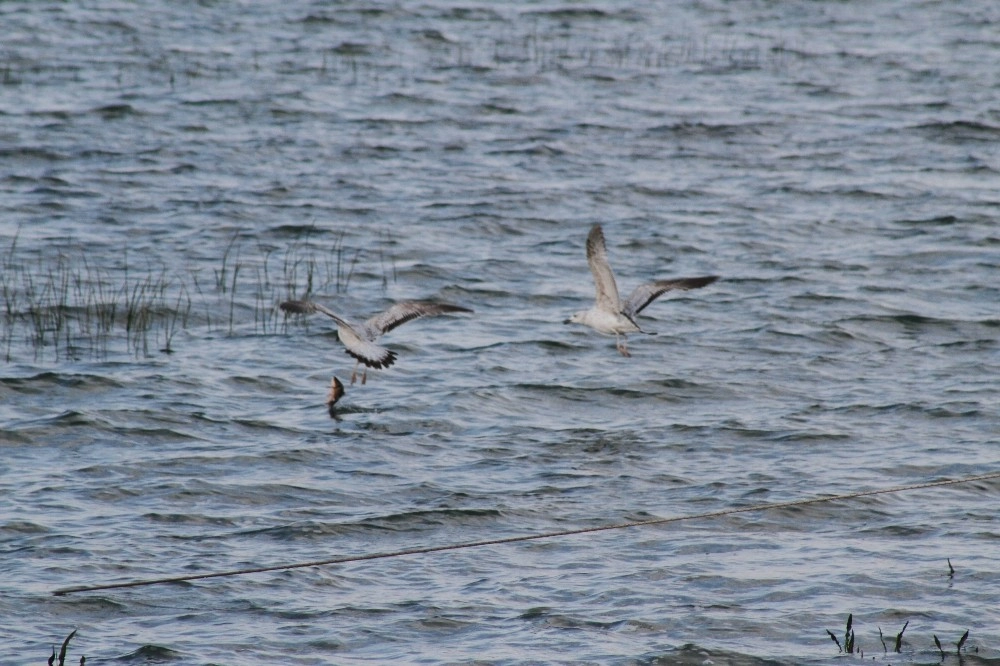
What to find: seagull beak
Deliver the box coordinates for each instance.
[563,318,572,325]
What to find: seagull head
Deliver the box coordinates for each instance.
[564,311,585,325]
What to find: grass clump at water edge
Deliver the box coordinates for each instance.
[0,228,396,362]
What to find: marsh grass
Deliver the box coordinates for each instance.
[827,614,974,660]
[0,229,395,362]
[47,628,83,666]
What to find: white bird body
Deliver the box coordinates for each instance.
[569,307,642,336]
[565,224,718,356]
[280,299,472,383]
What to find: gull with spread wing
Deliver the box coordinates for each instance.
[565,224,718,357]
[280,299,473,384]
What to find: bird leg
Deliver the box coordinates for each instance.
[616,335,631,357]
[350,360,360,385]
[361,368,367,385]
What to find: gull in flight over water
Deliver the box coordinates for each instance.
[280,299,473,384]
[565,224,718,357]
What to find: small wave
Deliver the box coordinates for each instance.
[30,185,100,198]
[114,645,184,662]
[298,13,340,25]
[766,429,850,443]
[417,29,454,43]
[143,512,238,527]
[837,312,954,328]
[630,184,705,199]
[645,121,772,139]
[331,41,373,56]
[859,523,930,538]
[91,103,139,119]
[267,222,350,237]
[243,507,505,541]
[32,410,101,428]
[0,146,67,161]
[180,97,243,107]
[370,507,503,526]
[478,102,520,115]
[912,119,1000,144]
[895,214,961,226]
[642,642,806,665]
[484,142,568,156]
[0,520,50,535]
[0,429,31,444]
[0,373,121,393]
[376,91,438,105]
[829,401,982,419]
[64,595,129,612]
[522,8,613,19]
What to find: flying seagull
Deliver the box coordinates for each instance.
[564,224,718,357]
[280,299,473,384]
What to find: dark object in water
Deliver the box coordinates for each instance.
[48,629,81,666]
[326,376,345,418]
[894,620,908,652]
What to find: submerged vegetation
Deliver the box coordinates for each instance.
[0,227,396,362]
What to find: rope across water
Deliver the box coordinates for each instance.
[53,471,1000,596]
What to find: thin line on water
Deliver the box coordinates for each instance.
[52,471,1000,596]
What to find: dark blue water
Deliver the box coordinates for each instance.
[2,1,999,664]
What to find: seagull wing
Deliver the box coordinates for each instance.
[623,276,719,318]
[281,300,398,368]
[586,224,621,313]
[341,333,398,369]
[363,301,473,338]
[279,300,355,329]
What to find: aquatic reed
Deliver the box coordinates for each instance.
[828,614,974,659]
[826,613,855,654]
[0,229,395,362]
[47,629,83,666]
[894,620,908,653]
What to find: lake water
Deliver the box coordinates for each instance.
[2,1,999,664]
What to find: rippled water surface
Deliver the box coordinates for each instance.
[2,1,999,664]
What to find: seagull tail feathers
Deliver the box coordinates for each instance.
[345,348,398,369]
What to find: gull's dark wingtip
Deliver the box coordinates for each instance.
[279,300,314,314]
[676,275,719,290]
[586,223,605,248]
